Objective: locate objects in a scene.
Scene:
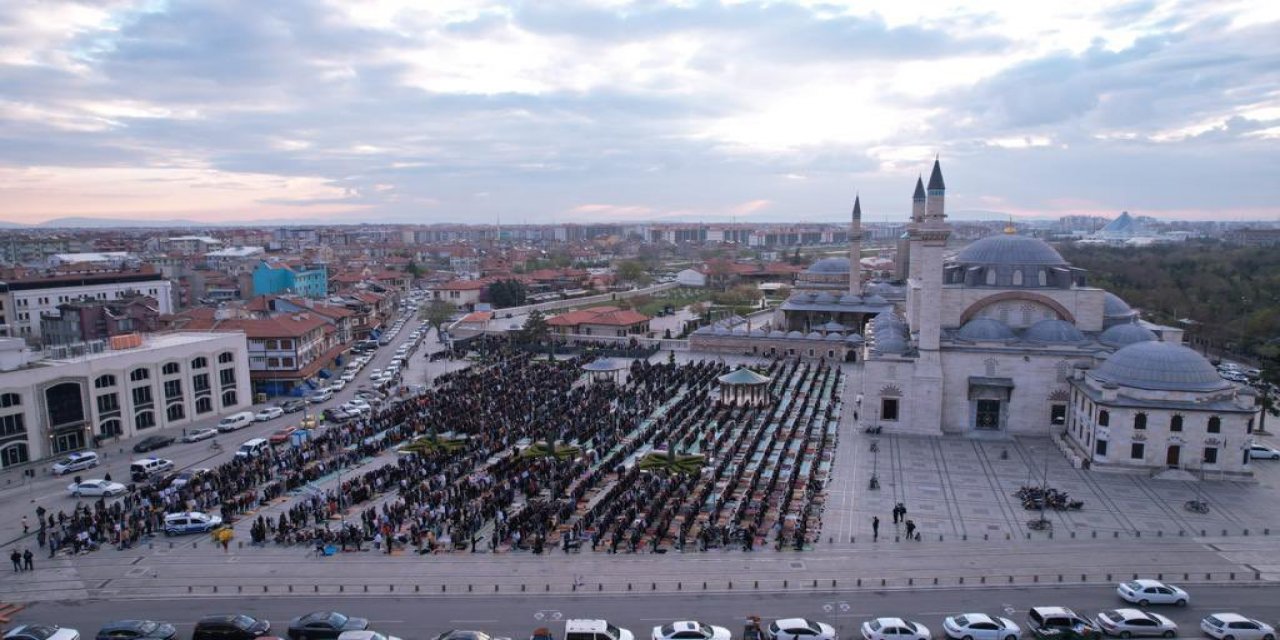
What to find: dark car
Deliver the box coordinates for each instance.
[287,612,369,640]
[280,399,307,413]
[132,435,176,453]
[193,615,271,640]
[96,621,177,640]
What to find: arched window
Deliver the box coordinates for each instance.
[134,410,155,430]
[1208,416,1221,433]
[130,367,150,382]
[221,390,238,407]
[166,403,185,422]
[95,374,117,389]
[1133,413,1147,430]
[162,362,180,376]
[1170,415,1183,432]
[1098,410,1110,427]
[190,357,208,370]
[196,397,213,414]
[99,418,121,437]
[1012,270,1024,286]
[218,351,235,364]
[1038,270,1048,286]
[0,443,30,468]
[0,393,19,408]
[985,269,997,286]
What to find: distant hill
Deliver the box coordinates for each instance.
[0,216,335,229]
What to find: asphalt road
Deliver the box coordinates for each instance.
[13,585,1280,640]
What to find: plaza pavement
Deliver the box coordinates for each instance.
[2,350,1280,604]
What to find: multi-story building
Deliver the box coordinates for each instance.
[0,331,251,466]
[157,235,224,255]
[177,311,343,397]
[39,294,161,346]
[252,260,328,298]
[0,267,174,342]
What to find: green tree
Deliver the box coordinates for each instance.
[522,308,550,343]
[405,260,423,277]
[616,260,648,285]
[419,299,456,334]
[484,279,528,308]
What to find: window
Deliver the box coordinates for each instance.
[195,397,213,414]
[281,339,294,349]
[96,394,120,414]
[0,414,25,437]
[218,351,235,364]
[164,380,182,400]
[219,368,236,388]
[1130,442,1145,460]
[166,403,184,422]
[99,418,121,437]
[1050,404,1066,425]
[1,443,29,468]
[1203,447,1218,465]
[1098,410,1110,427]
[221,390,238,407]
[282,357,295,368]
[193,374,210,393]
[267,357,280,368]
[1248,418,1254,434]
[266,340,279,350]
[95,374,116,389]
[1012,270,1023,286]
[1095,439,1108,457]
[190,357,208,370]
[881,398,899,422]
[132,386,153,406]
[1038,270,1048,286]
[162,362,180,376]
[1208,416,1221,433]
[46,383,84,427]
[0,393,20,408]
[134,411,155,430]
[1170,415,1183,432]
[985,269,996,286]
[1133,413,1147,430]
[130,367,150,382]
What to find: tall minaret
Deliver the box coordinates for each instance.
[917,156,951,352]
[925,156,946,224]
[849,194,863,296]
[911,175,926,223]
[908,175,926,283]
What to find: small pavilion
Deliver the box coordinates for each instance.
[582,357,628,384]
[717,367,773,406]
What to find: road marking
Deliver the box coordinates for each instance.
[450,620,498,624]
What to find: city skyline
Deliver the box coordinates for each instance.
[1,0,1278,226]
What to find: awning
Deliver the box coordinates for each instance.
[318,369,333,379]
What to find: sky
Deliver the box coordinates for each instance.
[0,0,1278,226]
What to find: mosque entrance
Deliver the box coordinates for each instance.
[968,376,1013,432]
[975,400,1001,430]
[1166,445,1181,468]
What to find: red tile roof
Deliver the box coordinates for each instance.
[548,305,650,327]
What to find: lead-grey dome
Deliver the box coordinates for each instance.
[806,257,850,274]
[955,234,1067,267]
[1093,341,1230,392]
[1024,318,1086,343]
[1104,292,1137,318]
[1099,323,1157,348]
[957,317,1017,342]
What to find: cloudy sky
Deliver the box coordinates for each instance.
[0,0,1277,226]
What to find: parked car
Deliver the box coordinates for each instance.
[943,615,1019,640]
[328,379,347,392]
[171,468,209,489]
[95,620,178,640]
[433,633,504,640]
[339,633,402,640]
[192,615,271,640]
[652,622,730,640]
[130,457,175,481]
[183,428,219,442]
[1027,607,1101,640]
[287,612,369,640]
[1200,614,1275,640]
[67,479,128,497]
[133,434,176,453]
[269,427,297,444]
[280,399,307,413]
[51,451,100,475]
[162,511,223,536]
[256,407,285,421]
[1093,610,1176,638]
[1116,579,1189,606]
[5,625,82,640]
[1248,444,1280,460]
[765,619,836,640]
[861,619,930,640]
[309,389,334,404]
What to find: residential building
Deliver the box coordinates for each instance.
[39,294,161,346]
[0,267,173,342]
[176,310,344,397]
[428,279,485,311]
[252,260,329,298]
[548,306,651,337]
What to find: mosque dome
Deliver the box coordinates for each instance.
[806,257,851,274]
[812,292,837,304]
[1103,292,1140,322]
[1093,341,1231,392]
[956,317,1017,342]
[786,330,805,339]
[768,330,787,339]
[864,294,889,305]
[806,331,824,340]
[876,336,908,353]
[824,333,845,342]
[955,234,1067,267]
[731,326,749,336]
[1023,318,1086,344]
[751,327,769,337]
[1099,323,1157,348]
[845,333,865,344]
[713,326,731,336]
[838,294,863,305]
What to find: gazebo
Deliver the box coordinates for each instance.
[582,357,628,384]
[717,367,773,406]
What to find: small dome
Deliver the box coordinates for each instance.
[713,326,731,336]
[751,327,769,337]
[864,294,889,305]
[819,321,847,332]
[824,332,845,341]
[812,292,836,304]
[1104,292,1137,318]
[876,336,908,353]
[873,312,904,328]
[1094,341,1231,392]
[838,294,862,305]
[845,333,865,343]
[787,291,807,302]
[768,329,787,338]
[786,330,805,339]
[956,317,1017,342]
[1099,323,1157,348]
[1023,318,1086,344]
[806,331,824,340]
[693,326,713,335]
[956,234,1067,266]
[806,257,851,274]
[731,326,748,336]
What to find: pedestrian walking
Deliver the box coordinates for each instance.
[872,516,880,541]
[22,549,33,571]
[905,519,916,540]
[10,549,20,572]
[891,505,899,524]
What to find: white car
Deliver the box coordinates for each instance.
[329,379,347,392]
[766,619,836,640]
[67,479,127,497]
[1248,444,1280,460]
[861,619,930,640]
[256,407,284,421]
[652,622,731,640]
[1201,614,1275,640]
[51,451,100,475]
[341,371,357,383]
[1116,579,1189,606]
[309,389,333,404]
[1094,610,1176,638]
[4,624,82,640]
[183,427,219,442]
[340,632,403,640]
[942,615,1019,640]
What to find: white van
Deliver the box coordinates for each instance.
[216,411,255,433]
[235,438,270,460]
[565,620,634,640]
[130,457,175,481]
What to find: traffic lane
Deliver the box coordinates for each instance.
[17,585,1280,640]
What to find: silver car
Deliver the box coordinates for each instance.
[1094,610,1176,639]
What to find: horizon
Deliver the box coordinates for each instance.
[1,1,1278,225]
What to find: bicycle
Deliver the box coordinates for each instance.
[1184,499,1209,514]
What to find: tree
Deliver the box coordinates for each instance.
[522,309,550,343]
[419,299,456,335]
[616,260,647,285]
[484,279,528,308]
[405,260,423,277]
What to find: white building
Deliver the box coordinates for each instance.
[0,269,174,342]
[0,332,251,467]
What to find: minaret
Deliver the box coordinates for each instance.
[925,156,946,224]
[908,175,926,283]
[911,175,926,223]
[917,156,951,352]
[849,194,863,296]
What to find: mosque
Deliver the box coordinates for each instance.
[694,160,1261,477]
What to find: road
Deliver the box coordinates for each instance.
[14,585,1280,640]
[0,307,448,548]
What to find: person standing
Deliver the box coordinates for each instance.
[872,516,880,541]
[22,516,29,534]
[10,549,20,572]
[22,549,33,571]
[905,519,916,540]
